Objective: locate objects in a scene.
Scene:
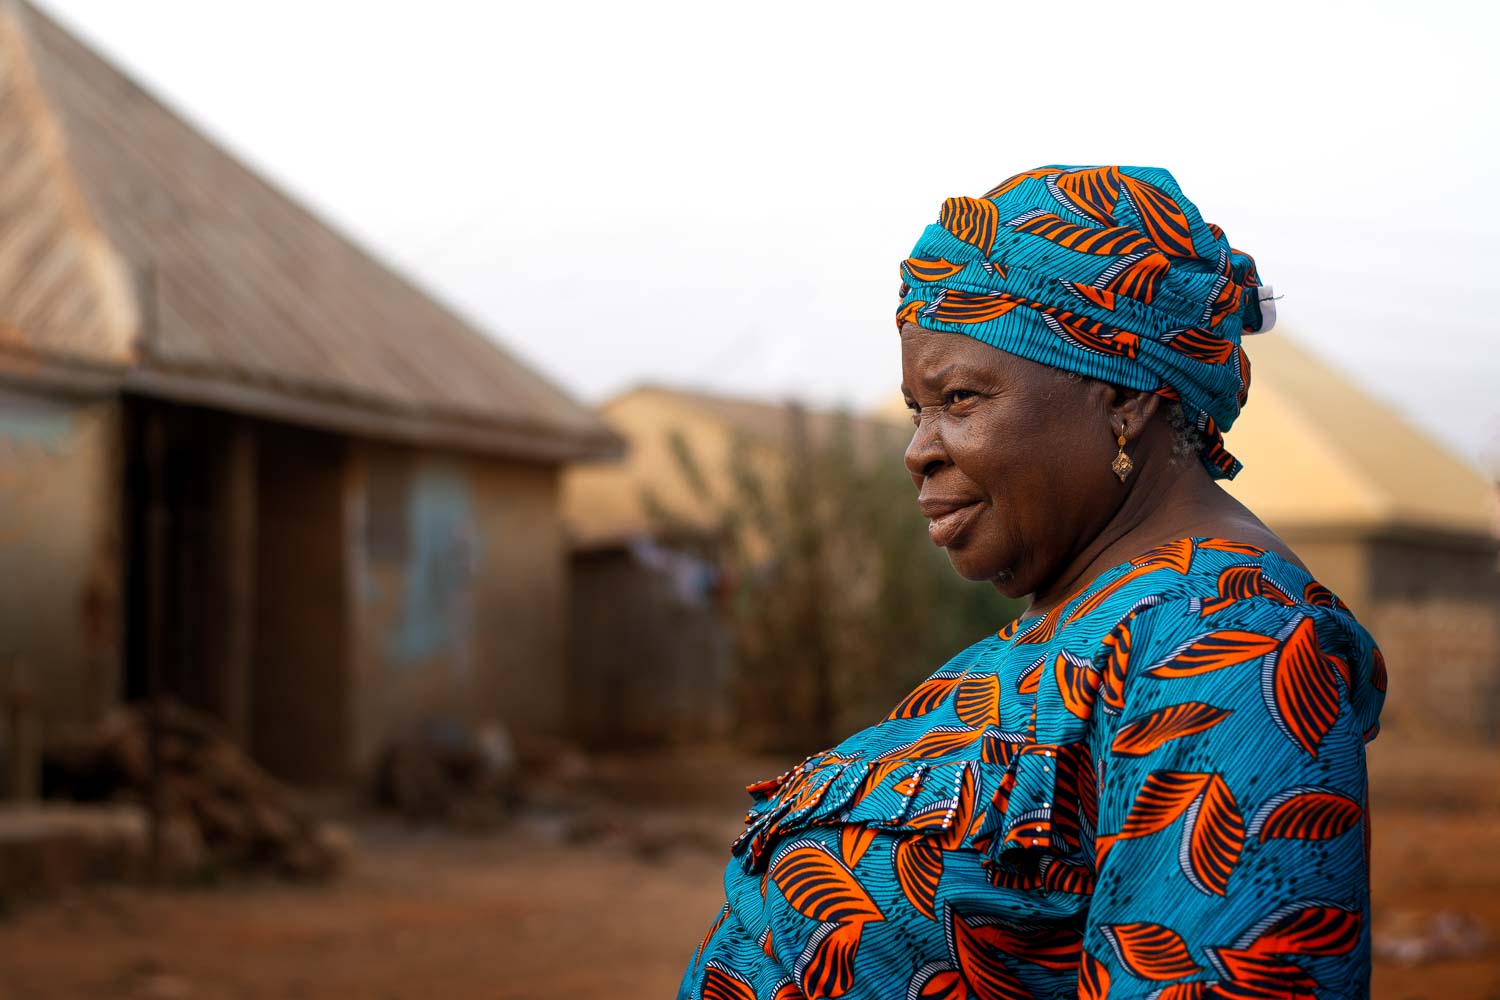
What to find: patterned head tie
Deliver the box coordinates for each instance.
[897,165,1274,480]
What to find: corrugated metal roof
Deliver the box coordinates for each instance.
[620,384,903,452]
[0,2,619,461]
[562,385,907,548]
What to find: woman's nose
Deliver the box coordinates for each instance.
[904,409,947,482]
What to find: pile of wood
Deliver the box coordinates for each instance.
[43,700,350,881]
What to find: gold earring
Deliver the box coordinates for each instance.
[1112,427,1134,482]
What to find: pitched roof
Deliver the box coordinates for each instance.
[621,384,902,452]
[562,384,905,548]
[0,2,618,461]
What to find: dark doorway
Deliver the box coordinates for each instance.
[121,397,256,743]
[251,422,351,785]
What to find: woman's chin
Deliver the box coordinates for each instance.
[944,546,1015,588]
[943,547,1033,601]
[988,573,1027,600]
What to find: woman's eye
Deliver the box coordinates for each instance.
[943,389,976,405]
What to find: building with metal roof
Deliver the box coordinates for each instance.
[0,1,621,788]
[0,0,616,461]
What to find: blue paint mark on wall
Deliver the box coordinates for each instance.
[387,459,480,673]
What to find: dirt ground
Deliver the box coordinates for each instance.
[0,746,1495,1000]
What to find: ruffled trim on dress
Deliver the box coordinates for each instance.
[732,748,1101,907]
[729,537,1376,900]
[731,713,1100,893]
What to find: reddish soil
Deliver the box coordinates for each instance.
[0,746,1494,1000]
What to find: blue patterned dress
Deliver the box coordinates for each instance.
[678,537,1386,1000]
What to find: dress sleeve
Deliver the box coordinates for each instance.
[1079,597,1381,999]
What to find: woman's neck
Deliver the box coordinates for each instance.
[1023,456,1275,616]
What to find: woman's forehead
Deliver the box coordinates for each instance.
[900,322,1044,383]
[899,321,989,357]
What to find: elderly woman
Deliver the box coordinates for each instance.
[677,166,1385,1000]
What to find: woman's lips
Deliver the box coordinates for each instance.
[924,500,984,548]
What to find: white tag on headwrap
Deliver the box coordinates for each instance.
[1246,284,1277,335]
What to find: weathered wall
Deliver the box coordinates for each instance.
[468,454,569,747]
[1364,534,1500,743]
[0,385,120,729]
[569,545,732,749]
[351,443,569,771]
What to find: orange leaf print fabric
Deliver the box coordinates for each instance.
[684,539,1384,1000]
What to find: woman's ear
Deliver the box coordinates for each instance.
[1102,385,1162,442]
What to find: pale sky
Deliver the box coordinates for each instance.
[32,0,1500,470]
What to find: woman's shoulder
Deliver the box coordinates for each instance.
[1097,537,1386,747]
[1012,535,1360,637]
[1096,535,1371,645]
[995,536,1302,650]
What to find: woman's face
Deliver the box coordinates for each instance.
[899,321,1121,598]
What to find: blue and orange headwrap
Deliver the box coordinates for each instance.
[897,165,1274,479]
